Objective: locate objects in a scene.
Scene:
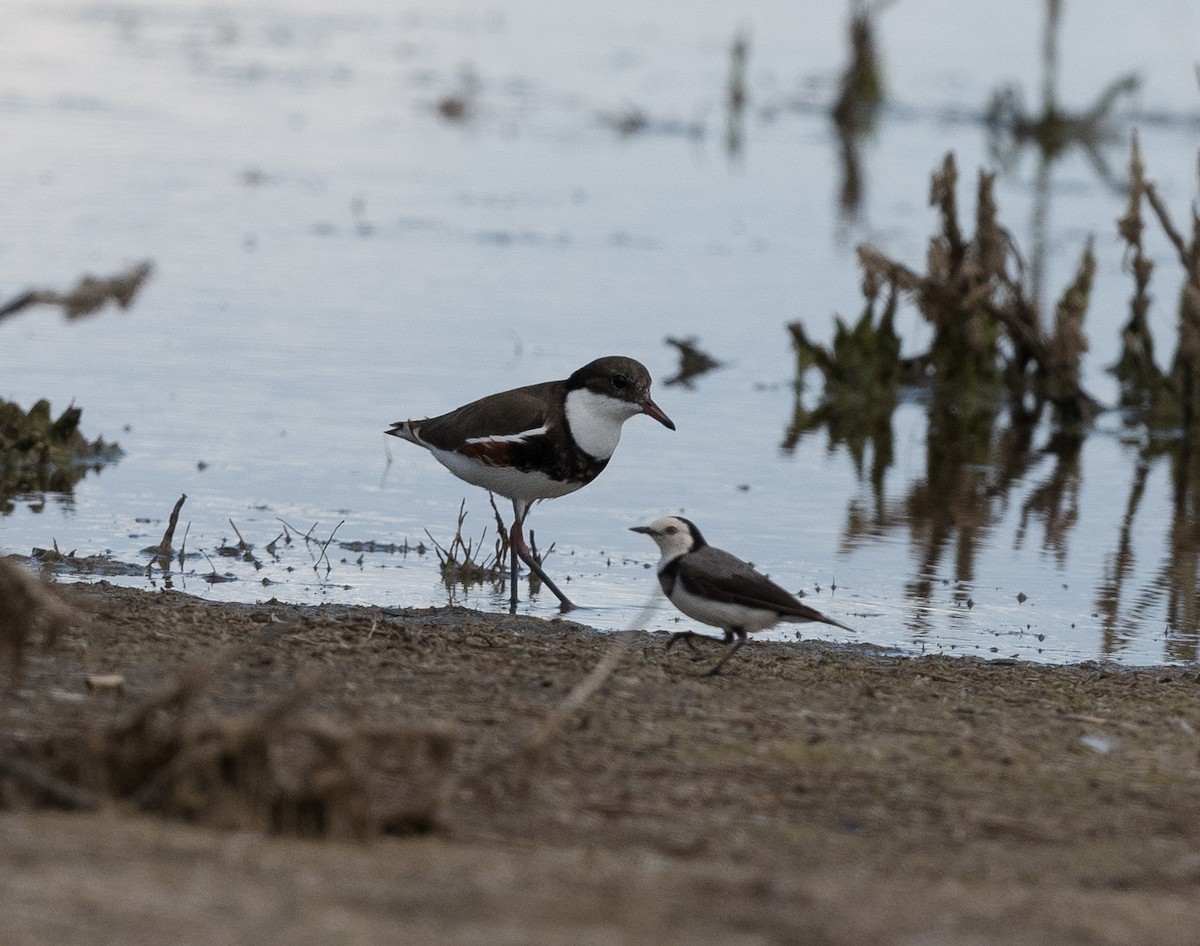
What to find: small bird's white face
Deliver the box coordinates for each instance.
[632,515,696,563]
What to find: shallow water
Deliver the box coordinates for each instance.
[3,0,1200,664]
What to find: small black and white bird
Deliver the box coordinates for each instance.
[631,515,854,675]
[388,356,675,612]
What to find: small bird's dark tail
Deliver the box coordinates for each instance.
[784,604,856,634]
[823,615,857,634]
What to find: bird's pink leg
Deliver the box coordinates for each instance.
[509,500,575,612]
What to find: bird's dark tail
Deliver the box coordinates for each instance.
[385,420,422,444]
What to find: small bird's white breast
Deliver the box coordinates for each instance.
[668,581,786,634]
[564,388,639,460]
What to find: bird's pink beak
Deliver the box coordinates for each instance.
[640,398,675,430]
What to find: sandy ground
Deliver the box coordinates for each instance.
[3,579,1200,945]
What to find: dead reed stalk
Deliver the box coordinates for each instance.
[855,151,1098,425]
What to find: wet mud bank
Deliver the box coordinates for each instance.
[3,580,1200,945]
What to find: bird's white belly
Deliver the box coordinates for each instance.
[669,583,783,634]
[429,446,583,502]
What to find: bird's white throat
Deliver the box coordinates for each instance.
[651,543,691,570]
[564,388,639,459]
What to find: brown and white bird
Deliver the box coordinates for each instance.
[388,356,674,611]
[631,515,854,675]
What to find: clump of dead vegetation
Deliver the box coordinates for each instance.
[828,0,892,220]
[867,152,1097,423]
[0,647,456,838]
[424,499,506,592]
[0,260,152,322]
[1112,133,1200,429]
[0,398,123,513]
[0,261,148,510]
[794,150,1099,438]
[984,0,1137,189]
[796,133,1200,439]
[0,557,77,685]
[785,286,901,488]
[423,498,554,601]
[0,585,648,838]
[1092,133,1200,649]
[831,0,887,135]
[664,336,723,388]
[790,130,1200,639]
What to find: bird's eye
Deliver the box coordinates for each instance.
[664,526,677,535]
[611,374,629,389]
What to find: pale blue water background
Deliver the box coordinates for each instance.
[3,0,1199,664]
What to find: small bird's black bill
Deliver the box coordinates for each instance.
[629,525,655,535]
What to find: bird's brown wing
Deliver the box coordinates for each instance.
[678,546,853,630]
[397,380,563,450]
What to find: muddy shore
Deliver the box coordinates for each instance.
[4,579,1200,945]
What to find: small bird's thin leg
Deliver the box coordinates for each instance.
[704,630,747,677]
[665,630,717,655]
[509,499,576,612]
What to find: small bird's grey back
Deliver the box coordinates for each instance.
[677,545,851,630]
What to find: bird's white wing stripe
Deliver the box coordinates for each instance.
[463,423,549,445]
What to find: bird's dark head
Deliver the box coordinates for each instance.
[630,515,706,559]
[567,356,675,430]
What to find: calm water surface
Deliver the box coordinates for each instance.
[3,0,1199,664]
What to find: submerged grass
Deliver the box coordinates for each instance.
[425,499,505,593]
